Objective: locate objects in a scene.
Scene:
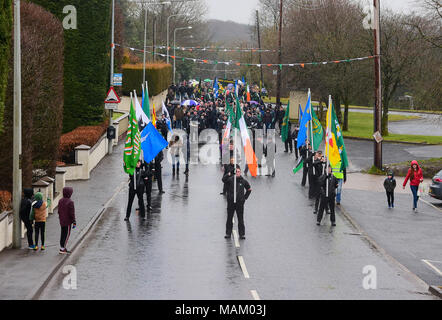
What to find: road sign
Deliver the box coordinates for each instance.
[113,73,123,86]
[373,131,383,143]
[105,87,121,104]
[105,103,118,110]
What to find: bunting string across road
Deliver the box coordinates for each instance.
[115,43,378,69]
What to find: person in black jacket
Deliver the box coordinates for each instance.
[222,166,252,239]
[299,141,312,186]
[312,151,326,214]
[19,188,35,249]
[317,166,339,226]
[383,171,397,208]
[293,125,300,160]
[125,160,146,221]
[143,161,155,211]
[284,121,293,153]
[221,157,235,195]
[155,150,165,193]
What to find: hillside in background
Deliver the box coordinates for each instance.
[207,19,253,43]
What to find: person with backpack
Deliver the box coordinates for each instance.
[30,192,49,251]
[383,171,397,209]
[58,187,76,254]
[403,160,424,211]
[19,188,34,249]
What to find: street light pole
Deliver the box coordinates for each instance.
[108,0,115,155]
[143,2,171,83]
[143,4,148,84]
[167,14,185,66]
[12,0,22,248]
[174,26,192,84]
[276,0,283,106]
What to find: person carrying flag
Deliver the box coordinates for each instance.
[222,166,252,240]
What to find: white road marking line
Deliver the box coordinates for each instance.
[421,199,442,213]
[232,230,240,248]
[250,290,260,300]
[238,256,250,279]
[233,217,235,224]
[422,259,442,276]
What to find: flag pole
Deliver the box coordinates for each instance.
[326,95,331,198]
[130,91,135,192]
[234,97,237,205]
[309,88,314,152]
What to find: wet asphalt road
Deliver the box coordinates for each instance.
[39,139,435,300]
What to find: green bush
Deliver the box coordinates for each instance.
[30,0,112,133]
[0,0,13,133]
[122,63,172,97]
[0,1,64,190]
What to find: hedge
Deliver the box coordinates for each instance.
[122,63,172,97]
[0,2,64,190]
[0,0,13,132]
[58,121,108,164]
[0,190,11,212]
[30,0,112,133]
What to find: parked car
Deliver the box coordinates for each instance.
[429,169,442,200]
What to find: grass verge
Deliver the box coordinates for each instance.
[364,158,442,177]
[342,112,442,145]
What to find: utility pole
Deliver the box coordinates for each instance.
[373,0,382,168]
[152,16,156,62]
[276,0,283,106]
[13,0,22,248]
[256,10,264,89]
[108,0,115,155]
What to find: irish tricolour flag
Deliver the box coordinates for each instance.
[236,99,258,177]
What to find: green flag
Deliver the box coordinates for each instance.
[124,98,141,175]
[281,102,290,142]
[311,106,324,151]
[331,105,349,169]
[234,97,242,129]
[292,157,304,174]
[143,83,150,119]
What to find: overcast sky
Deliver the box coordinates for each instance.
[206,0,419,25]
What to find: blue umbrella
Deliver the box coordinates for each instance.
[181,100,199,107]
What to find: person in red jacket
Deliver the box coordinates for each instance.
[403,160,424,211]
[58,187,76,254]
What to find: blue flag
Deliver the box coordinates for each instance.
[214,77,219,99]
[297,95,312,149]
[299,104,303,119]
[141,121,168,164]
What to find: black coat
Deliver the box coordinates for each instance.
[19,188,34,222]
[129,166,147,191]
[319,173,338,197]
[222,174,252,205]
[384,177,396,192]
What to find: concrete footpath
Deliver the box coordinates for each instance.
[0,142,128,300]
[339,173,442,289]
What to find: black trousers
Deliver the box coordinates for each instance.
[294,146,299,159]
[126,186,145,218]
[301,164,308,186]
[155,168,163,192]
[60,225,72,249]
[386,191,394,206]
[144,179,152,207]
[21,217,33,247]
[34,222,45,246]
[317,196,335,224]
[226,202,245,237]
[308,175,316,199]
[284,138,293,152]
